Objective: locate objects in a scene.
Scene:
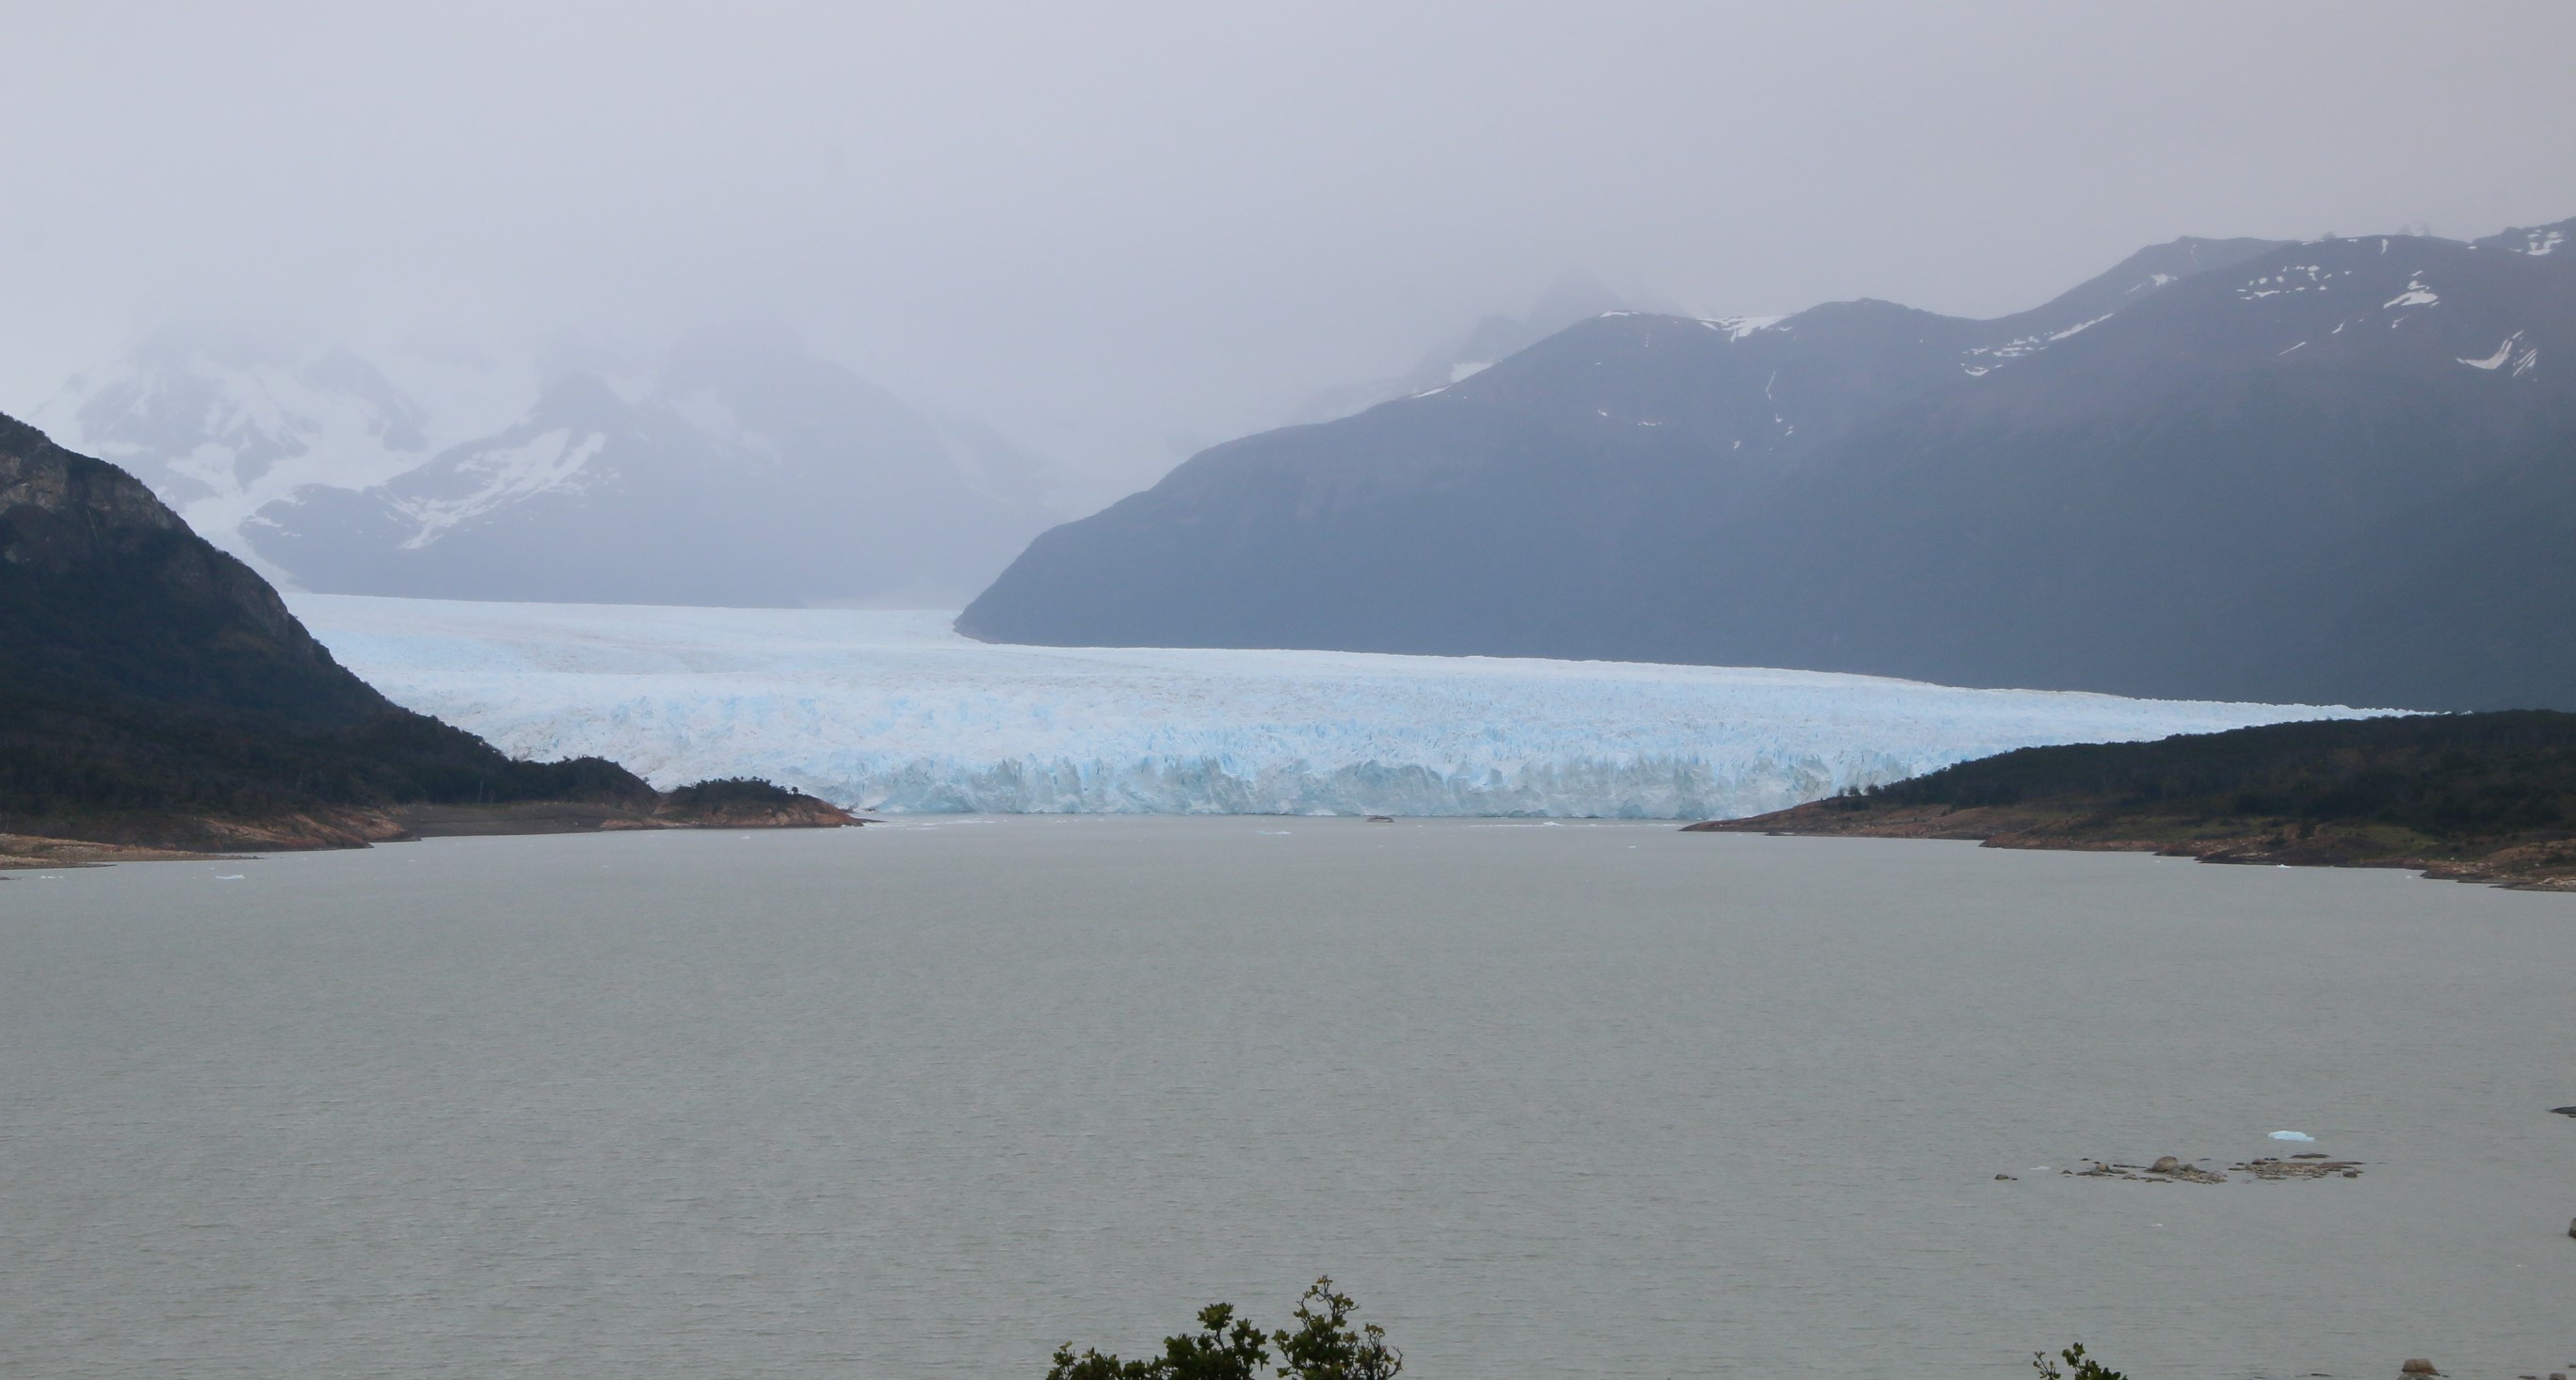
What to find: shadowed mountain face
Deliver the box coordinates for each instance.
[0,411,391,725]
[960,223,2576,711]
[0,412,659,845]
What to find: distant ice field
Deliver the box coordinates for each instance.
[291,596,2375,818]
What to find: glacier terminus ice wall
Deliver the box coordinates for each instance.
[292,596,2375,819]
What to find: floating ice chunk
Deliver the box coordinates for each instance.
[2267,1131,2315,1142]
[213,875,246,880]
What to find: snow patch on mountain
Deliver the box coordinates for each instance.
[1701,314,1786,340]
[290,596,2375,818]
[2236,265,2354,300]
[2459,332,2524,370]
[1963,313,2114,369]
[2383,275,2439,308]
[397,428,611,545]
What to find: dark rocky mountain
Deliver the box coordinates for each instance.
[0,413,842,852]
[246,326,1056,605]
[1,411,396,729]
[960,222,2576,710]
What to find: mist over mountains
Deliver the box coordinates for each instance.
[1287,270,1666,425]
[31,324,1064,607]
[24,208,2576,713]
[963,218,2576,712]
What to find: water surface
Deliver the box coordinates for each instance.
[4,819,2570,1378]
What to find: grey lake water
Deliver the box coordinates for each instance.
[3,817,2571,1379]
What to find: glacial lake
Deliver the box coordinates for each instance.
[4,818,2571,1379]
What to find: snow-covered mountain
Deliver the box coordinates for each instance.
[28,324,1061,605]
[23,327,534,580]
[247,326,1058,605]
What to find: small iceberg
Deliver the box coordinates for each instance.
[213,875,247,881]
[2267,1131,2315,1142]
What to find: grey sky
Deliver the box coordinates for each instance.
[8,0,2573,488]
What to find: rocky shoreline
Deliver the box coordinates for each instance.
[1,788,860,871]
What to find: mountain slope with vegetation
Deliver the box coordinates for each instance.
[1687,711,2576,889]
[0,412,847,858]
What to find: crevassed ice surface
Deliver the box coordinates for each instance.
[291,595,2373,818]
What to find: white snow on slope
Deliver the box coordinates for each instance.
[27,330,537,576]
[1700,314,1786,340]
[293,596,2375,819]
[395,428,611,546]
[2459,332,2523,370]
[2383,275,2439,309]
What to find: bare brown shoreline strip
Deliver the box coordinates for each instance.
[1682,802,2576,891]
[2,793,860,872]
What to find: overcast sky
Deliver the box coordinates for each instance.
[8,0,2574,489]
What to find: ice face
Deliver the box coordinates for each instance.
[289,596,2376,818]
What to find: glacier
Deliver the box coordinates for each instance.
[290,595,2377,819]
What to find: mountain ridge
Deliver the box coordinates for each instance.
[959,219,2576,711]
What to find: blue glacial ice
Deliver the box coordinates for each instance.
[290,596,2379,819]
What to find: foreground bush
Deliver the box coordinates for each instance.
[1046,1277,1398,1380]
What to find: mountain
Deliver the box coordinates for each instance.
[1286,270,1662,425]
[0,412,843,853]
[245,325,1056,605]
[30,325,1059,606]
[21,326,531,581]
[959,222,2576,711]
